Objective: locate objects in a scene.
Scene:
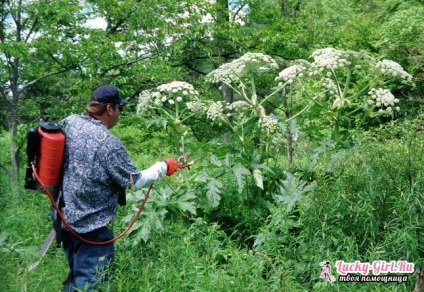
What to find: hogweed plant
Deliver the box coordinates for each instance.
[203,52,296,202]
[276,48,414,142]
[132,49,415,227]
[201,49,414,201]
[128,81,206,243]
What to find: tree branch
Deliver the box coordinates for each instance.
[24,17,39,43]
[19,65,77,93]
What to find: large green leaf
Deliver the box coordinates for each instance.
[276,172,313,212]
[176,192,197,215]
[253,168,264,190]
[206,178,223,208]
[232,164,251,193]
[210,154,223,167]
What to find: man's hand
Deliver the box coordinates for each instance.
[164,158,183,176]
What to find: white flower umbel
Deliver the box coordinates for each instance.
[136,90,154,114]
[156,81,200,101]
[321,77,338,97]
[206,52,282,120]
[258,115,279,134]
[310,48,352,75]
[206,99,259,125]
[206,52,278,85]
[367,88,400,114]
[207,101,229,123]
[375,60,413,85]
[137,81,205,121]
[276,62,309,85]
[186,100,205,113]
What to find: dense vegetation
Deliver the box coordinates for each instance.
[1,0,423,291]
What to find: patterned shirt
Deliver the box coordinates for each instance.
[60,114,141,234]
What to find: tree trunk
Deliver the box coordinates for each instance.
[215,0,233,143]
[9,113,19,195]
[2,2,23,195]
[216,0,230,23]
[6,19,22,194]
[282,86,294,168]
[221,83,233,143]
[8,65,20,195]
[2,85,20,195]
[281,0,288,17]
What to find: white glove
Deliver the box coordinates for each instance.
[134,161,167,189]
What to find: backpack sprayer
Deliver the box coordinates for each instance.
[25,122,66,271]
[25,122,65,195]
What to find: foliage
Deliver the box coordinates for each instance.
[3,126,423,290]
[254,133,423,291]
[113,218,303,291]
[129,48,416,246]
[373,1,424,88]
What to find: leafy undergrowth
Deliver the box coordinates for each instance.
[1,130,423,291]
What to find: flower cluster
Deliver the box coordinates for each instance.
[276,62,309,85]
[186,100,205,113]
[321,77,338,97]
[367,88,400,114]
[310,48,351,75]
[227,100,250,112]
[206,101,229,122]
[206,98,282,134]
[137,81,203,115]
[206,52,278,85]
[375,60,413,84]
[156,81,199,102]
[258,115,280,134]
[137,90,155,114]
[207,99,266,123]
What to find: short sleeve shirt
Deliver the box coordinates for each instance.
[60,114,141,233]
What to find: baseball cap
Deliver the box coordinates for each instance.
[91,85,128,105]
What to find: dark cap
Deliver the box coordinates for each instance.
[91,85,128,105]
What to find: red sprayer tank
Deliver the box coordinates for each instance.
[36,122,65,189]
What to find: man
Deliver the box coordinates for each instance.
[55,85,180,291]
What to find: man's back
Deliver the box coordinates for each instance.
[61,114,140,233]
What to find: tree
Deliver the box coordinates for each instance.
[0,0,91,193]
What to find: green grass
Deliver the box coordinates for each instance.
[0,174,68,291]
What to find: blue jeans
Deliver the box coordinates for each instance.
[62,227,114,291]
